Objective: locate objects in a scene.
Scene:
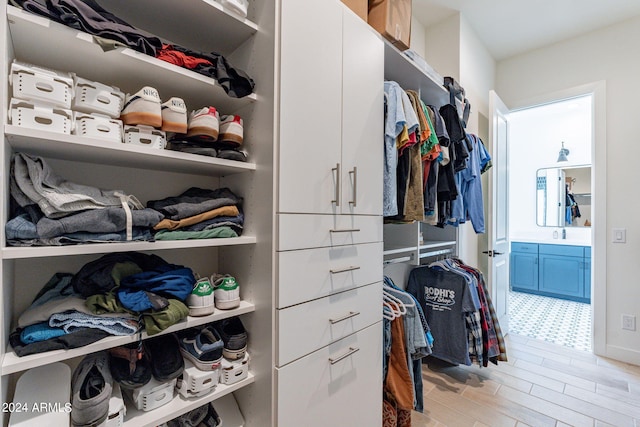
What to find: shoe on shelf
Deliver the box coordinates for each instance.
[187,277,216,317]
[186,106,220,140]
[214,316,247,360]
[120,86,162,128]
[167,401,221,427]
[161,97,188,133]
[221,0,248,18]
[218,114,244,146]
[212,274,240,310]
[109,342,152,389]
[143,333,184,382]
[71,351,113,427]
[177,326,224,371]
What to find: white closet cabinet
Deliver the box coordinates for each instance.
[0,1,276,426]
[275,2,383,426]
[278,0,383,216]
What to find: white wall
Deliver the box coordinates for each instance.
[424,14,460,81]
[497,16,640,362]
[508,96,592,242]
[410,15,426,58]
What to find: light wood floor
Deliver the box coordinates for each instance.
[411,333,640,427]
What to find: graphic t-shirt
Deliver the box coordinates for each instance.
[407,267,475,365]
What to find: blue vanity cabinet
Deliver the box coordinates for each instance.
[510,242,539,292]
[510,242,591,303]
[538,244,585,302]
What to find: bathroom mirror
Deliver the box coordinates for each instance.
[536,165,592,227]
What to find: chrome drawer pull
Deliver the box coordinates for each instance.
[329,228,361,233]
[349,166,357,207]
[329,347,360,365]
[332,163,341,206]
[329,311,360,324]
[330,266,361,274]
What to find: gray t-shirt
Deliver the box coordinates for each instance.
[407,267,475,365]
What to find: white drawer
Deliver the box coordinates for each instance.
[277,214,382,250]
[277,241,383,308]
[277,281,381,366]
[276,322,382,427]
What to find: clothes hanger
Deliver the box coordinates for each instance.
[383,291,407,316]
[382,284,416,308]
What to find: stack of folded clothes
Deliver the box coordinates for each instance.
[10,252,196,357]
[6,153,163,246]
[147,187,244,240]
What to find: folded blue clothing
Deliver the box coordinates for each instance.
[20,322,67,344]
[5,213,39,240]
[49,310,138,335]
[182,211,244,232]
[117,265,195,312]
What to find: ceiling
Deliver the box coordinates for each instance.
[412,0,640,60]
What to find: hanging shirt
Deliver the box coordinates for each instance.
[407,267,475,366]
[450,134,486,233]
[383,82,406,217]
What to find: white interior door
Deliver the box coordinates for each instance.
[487,90,510,334]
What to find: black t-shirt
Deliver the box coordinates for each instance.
[407,267,475,365]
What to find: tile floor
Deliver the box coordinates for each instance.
[508,290,592,352]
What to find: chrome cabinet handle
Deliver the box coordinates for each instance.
[330,266,361,274]
[332,163,341,206]
[329,228,361,233]
[349,166,357,207]
[329,347,360,365]
[329,311,360,324]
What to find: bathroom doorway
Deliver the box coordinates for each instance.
[507,94,594,352]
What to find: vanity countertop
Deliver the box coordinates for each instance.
[510,237,591,247]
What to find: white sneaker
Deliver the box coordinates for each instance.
[186,106,220,140]
[218,114,244,145]
[161,97,187,133]
[212,274,240,310]
[120,86,162,128]
[187,277,216,316]
[221,0,248,18]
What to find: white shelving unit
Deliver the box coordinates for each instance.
[1,0,276,426]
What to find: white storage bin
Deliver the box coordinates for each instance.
[176,358,220,399]
[104,383,126,427]
[74,112,123,143]
[10,60,73,108]
[73,76,124,118]
[220,352,250,385]
[214,394,246,427]
[123,377,176,412]
[123,125,166,149]
[9,98,73,134]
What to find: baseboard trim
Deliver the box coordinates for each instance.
[605,344,640,366]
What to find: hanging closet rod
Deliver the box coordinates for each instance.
[419,248,453,259]
[383,254,414,265]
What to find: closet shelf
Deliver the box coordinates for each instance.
[1,301,255,376]
[5,126,256,176]
[123,373,255,427]
[419,240,457,250]
[2,236,257,260]
[383,41,449,107]
[383,246,416,256]
[7,6,257,114]
[104,0,258,57]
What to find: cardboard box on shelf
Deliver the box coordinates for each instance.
[342,0,368,21]
[368,0,411,51]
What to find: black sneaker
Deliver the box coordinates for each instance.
[143,333,184,381]
[177,326,224,371]
[213,317,247,360]
[167,402,221,427]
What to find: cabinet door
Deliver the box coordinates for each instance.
[279,0,343,214]
[510,252,539,292]
[539,254,584,300]
[340,10,384,215]
[276,322,382,427]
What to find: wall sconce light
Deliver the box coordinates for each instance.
[557,141,569,162]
